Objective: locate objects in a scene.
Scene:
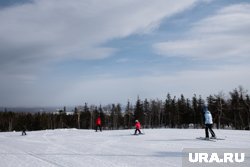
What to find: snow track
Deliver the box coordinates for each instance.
[0,129,249,167]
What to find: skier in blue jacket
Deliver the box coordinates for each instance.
[204,106,216,139]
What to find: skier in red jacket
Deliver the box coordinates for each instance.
[134,120,142,135]
[95,116,102,132]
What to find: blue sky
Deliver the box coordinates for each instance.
[0,0,250,107]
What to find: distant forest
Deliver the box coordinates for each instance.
[0,86,249,132]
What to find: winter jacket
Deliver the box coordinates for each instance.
[204,111,213,124]
[96,117,101,125]
[135,122,141,129]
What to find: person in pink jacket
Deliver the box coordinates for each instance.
[134,120,142,135]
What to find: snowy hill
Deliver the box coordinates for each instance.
[0,129,249,167]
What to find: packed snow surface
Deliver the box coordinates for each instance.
[0,128,249,167]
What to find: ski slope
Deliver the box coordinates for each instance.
[0,128,249,167]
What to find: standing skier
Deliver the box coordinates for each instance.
[204,106,216,139]
[134,120,142,135]
[22,126,27,136]
[95,116,102,132]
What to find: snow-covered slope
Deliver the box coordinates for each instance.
[0,129,249,167]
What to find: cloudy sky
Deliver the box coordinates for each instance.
[0,0,250,107]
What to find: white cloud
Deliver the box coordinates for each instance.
[153,3,250,61]
[0,0,198,70]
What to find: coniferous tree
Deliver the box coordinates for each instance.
[230,88,241,129]
[177,94,186,128]
[177,95,190,128]
[164,93,172,128]
[192,94,198,128]
[151,100,159,128]
[116,104,124,129]
[143,99,150,128]
[171,96,177,128]
[134,97,144,125]
[245,94,250,130]
[82,103,91,129]
[186,98,192,127]
[110,104,116,129]
[74,107,81,129]
[198,95,205,127]
[124,101,133,129]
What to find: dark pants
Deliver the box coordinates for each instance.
[134,129,142,135]
[205,124,216,138]
[96,125,102,132]
[22,130,26,135]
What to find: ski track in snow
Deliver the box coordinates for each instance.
[39,130,117,167]
[0,128,249,167]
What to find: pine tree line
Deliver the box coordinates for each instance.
[0,86,249,132]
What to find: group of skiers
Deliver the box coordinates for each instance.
[95,115,142,135]
[95,105,216,139]
[21,106,216,139]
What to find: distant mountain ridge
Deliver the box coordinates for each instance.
[0,106,75,113]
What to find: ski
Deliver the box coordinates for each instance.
[131,133,144,136]
[212,137,225,140]
[196,137,216,142]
